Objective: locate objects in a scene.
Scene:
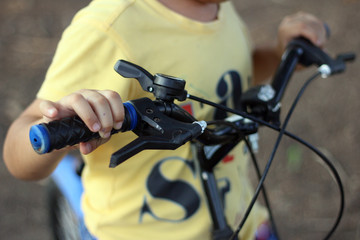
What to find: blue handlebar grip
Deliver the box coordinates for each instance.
[29,124,51,154]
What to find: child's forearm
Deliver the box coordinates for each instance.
[3,100,67,181]
[4,89,125,180]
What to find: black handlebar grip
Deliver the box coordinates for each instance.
[29,102,137,154]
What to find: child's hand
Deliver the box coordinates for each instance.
[38,89,124,154]
[277,12,328,56]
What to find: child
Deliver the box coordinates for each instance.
[3,0,327,239]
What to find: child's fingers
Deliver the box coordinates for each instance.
[39,89,125,144]
[98,90,124,130]
[58,92,102,133]
[77,90,125,136]
[79,137,110,155]
[278,12,327,52]
[39,100,59,120]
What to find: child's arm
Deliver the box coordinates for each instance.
[3,89,124,181]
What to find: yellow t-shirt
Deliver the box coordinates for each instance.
[37,0,268,239]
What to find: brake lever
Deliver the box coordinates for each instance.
[109,98,206,167]
[288,37,356,75]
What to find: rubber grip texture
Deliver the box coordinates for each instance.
[30,102,135,154]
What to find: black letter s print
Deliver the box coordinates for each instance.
[139,157,201,223]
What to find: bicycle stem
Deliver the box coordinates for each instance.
[271,46,303,106]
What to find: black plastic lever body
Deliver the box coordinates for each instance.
[109,98,204,167]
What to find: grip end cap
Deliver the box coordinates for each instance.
[29,124,50,154]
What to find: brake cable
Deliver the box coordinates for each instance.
[204,118,280,239]
[189,71,344,240]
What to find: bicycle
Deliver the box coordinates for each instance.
[29,37,355,240]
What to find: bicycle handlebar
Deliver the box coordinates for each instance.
[241,37,355,125]
[29,37,355,166]
[28,35,355,240]
[29,102,137,154]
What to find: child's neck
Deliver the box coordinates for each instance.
[157,0,219,22]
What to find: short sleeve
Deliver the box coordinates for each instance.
[37,19,136,102]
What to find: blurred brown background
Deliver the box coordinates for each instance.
[0,0,359,239]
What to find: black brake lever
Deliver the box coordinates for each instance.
[110,61,207,167]
[109,98,206,167]
[288,37,356,75]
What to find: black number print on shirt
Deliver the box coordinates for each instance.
[214,70,243,120]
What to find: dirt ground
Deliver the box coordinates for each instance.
[0,0,359,239]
